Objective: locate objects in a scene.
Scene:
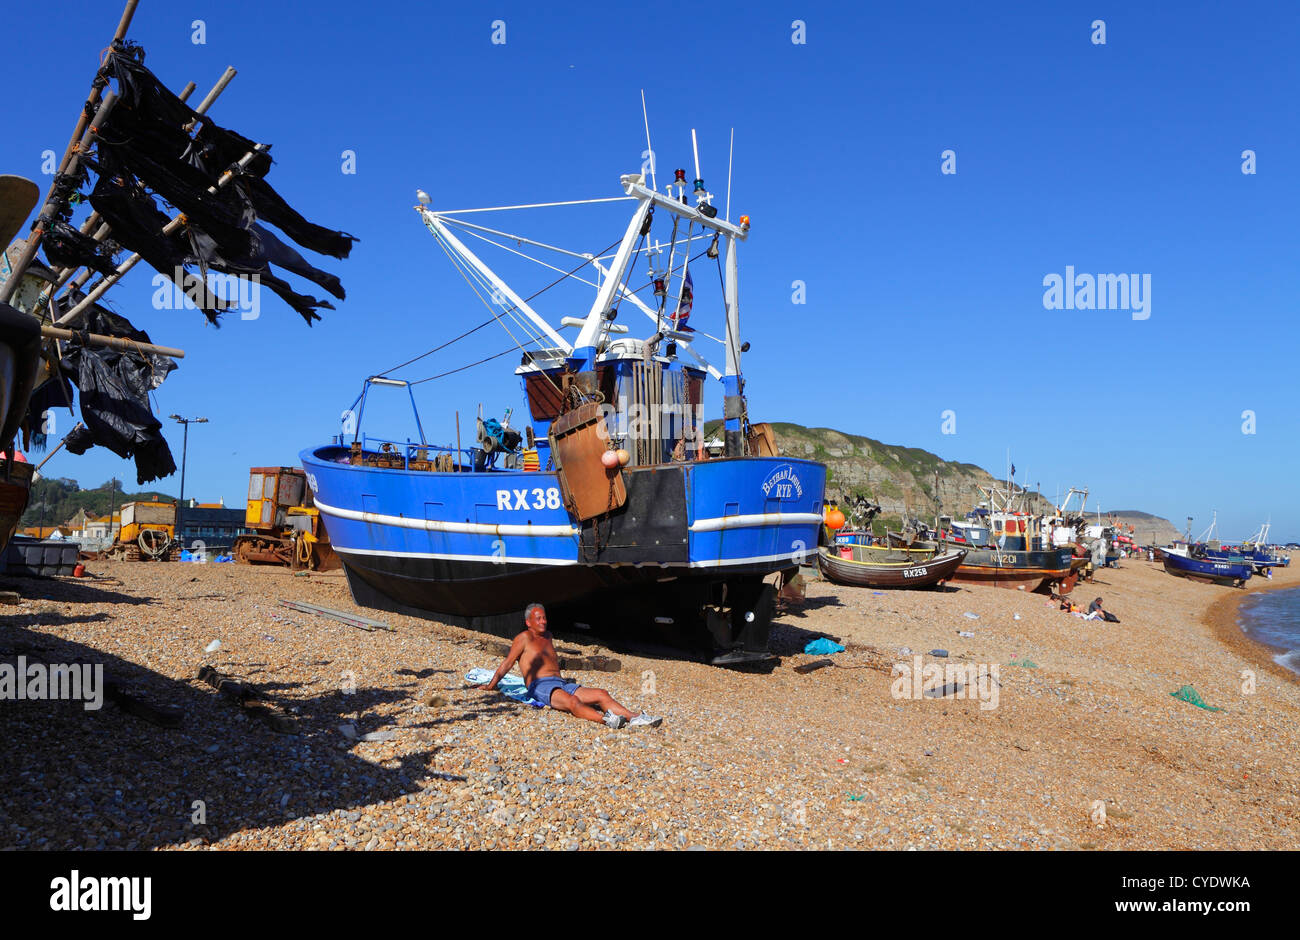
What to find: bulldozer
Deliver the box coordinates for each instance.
[107,501,180,561]
[233,467,338,570]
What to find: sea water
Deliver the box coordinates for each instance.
[1237,587,1300,675]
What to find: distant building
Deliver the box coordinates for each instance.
[76,513,120,541]
[20,525,73,539]
[176,498,247,553]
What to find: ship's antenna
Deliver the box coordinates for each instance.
[640,90,657,191]
[691,128,701,186]
[725,127,734,222]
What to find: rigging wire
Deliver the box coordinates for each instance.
[434,235,548,358]
[409,342,539,386]
[407,247,719,389]
[375,234,624,378]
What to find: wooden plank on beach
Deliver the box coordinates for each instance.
[196,664,297,734]
[278,598,392,632]
[104,675,183,728]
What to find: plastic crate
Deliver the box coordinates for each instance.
[0,537,81,577]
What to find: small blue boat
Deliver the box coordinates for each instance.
[1162,550,1252,587]
[302,155,827,662]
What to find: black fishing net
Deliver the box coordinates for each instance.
[55,300,178,485]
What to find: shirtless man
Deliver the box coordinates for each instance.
[477,603,662,729]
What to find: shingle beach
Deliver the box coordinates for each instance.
[2,557,1297,850]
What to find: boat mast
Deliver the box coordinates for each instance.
[620,175,749,450]
[722,231,742,455]
[571,193,651,370]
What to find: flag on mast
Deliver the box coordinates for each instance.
[669,269,694,331]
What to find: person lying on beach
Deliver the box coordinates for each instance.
[476,603,662,729]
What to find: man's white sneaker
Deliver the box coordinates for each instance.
[603,710,627,729]
[628,713,662,728]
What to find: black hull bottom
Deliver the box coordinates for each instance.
[1164,568,1246,588]
[339,551,786,664]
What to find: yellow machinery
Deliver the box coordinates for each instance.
[108,501,179,561]
[234,467,338,570]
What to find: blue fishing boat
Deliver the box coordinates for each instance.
[302,144,826,663]
[1162,550,1253,587]
[1223,523,1289,572]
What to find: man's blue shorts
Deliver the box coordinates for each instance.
[528,676,581,707]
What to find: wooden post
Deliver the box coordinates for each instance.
[38,325,184,358]
[0,92,119,303]
[191,67,237,118]
[43,68,239,313]
[0,0,138,304]
[42,78,203,301]
[455,411,462,471]
[34,423,84,472]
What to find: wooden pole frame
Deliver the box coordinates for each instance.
[0,0,138,304]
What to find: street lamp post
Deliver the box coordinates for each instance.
[168,415,209,506]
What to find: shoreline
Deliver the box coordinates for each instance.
[1203,560,1300,685]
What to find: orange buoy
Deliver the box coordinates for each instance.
[615,448,630,467]
[825,507,846,531]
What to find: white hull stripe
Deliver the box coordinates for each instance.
[334,545,805,570]
[689,512,824,533]
[689,551,814,569]
[314,498,579,538]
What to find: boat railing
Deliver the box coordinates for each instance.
[333,434,540,473]
[336,434,468,472]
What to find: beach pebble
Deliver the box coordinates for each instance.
[2,556,1292,853]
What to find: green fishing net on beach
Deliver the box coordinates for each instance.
[1170,685,1222,711]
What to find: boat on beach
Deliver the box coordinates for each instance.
[0,177,46,553]
[817,543,966,589]
[303,149,826,663]
[939,483,1077,593]
[1162,550,1253,587]
[0,303,40,550]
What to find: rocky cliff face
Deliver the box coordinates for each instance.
[765,422,1179,541]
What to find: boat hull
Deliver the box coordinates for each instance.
[945,546,1076,593]
[301,446,827,660]
[817,546,966,590]
[0,300,41,554]
[1162,553,1252,587]
[0,460,33,551]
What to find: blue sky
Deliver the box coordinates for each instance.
[3,0,1296,540]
